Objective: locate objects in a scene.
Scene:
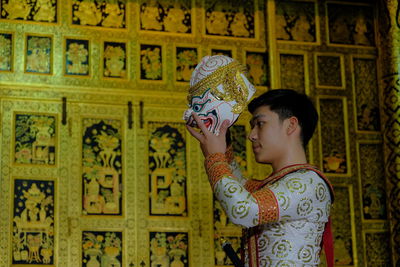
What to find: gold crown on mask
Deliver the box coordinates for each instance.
[188,60,250,114]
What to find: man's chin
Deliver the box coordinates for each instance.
[254,154,270,164]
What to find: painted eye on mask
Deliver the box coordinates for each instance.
[192,102,207,112]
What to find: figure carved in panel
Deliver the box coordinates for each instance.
[176,47,197,82]
[15,114,56,165]
[149,123,187,216]
[103,41,126,79]
[140,0,191,33]
[12,179,55,265]
[359,144,387,220]
[279,54,305,94]
[25,35,52,74]
[0,32,12,71]
[317,55,343,88]
[72,0,126,28]
[331,187,354,266]
[140,44,162,80]
[245,51,268,87]
[82,231,122,267]
[65,38,89,76]
[149,232,188,267]
[1,0,56,22]
[319,99,348,174]
[354,58,380,132]
[205,0,255,38]
[365,232,391,266]
[276,1,316,42]
[328,4,374,46]
[82,118,122,215]
[211,49,232,58]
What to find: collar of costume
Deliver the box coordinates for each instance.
[187,60,249,114]
[245,163,334,202]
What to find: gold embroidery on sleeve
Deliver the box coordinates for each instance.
[204,153,231,188]
[253,187,279,223]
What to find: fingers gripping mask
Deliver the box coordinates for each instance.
[183,55,256,135]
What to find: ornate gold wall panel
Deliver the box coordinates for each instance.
[377,0,400,265]
[0,0,391,266]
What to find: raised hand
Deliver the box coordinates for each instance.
[186,112,230,157]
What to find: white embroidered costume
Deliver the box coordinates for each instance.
[206,151,333,267]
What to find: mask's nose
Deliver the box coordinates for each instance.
[183,108,193,122]
[183,108,197,127]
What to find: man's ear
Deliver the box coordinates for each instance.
[286,116,299,135]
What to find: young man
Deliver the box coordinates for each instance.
[187,89,334,267]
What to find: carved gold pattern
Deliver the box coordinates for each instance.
[12,178,56,265]
[357,142,387,221]
[1,0,57,23]
[140,0,192,34]
[279,53,306,94]
[275,1,318,43]
[327,2,375,46]
[72,0,126,28]
[378,0,400,264]
[364,231,391,267]
[205,0,255,38]
[331,185,357,266]
[318,97,350,176]
[0,0,392,266]
[0,31,13,72]
[25,34,52,74]
[148,122,187,217]
[315,54,345,89]
[352,56,381,132]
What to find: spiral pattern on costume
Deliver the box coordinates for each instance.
[289,220,307,229]
[297,197,313,216]
[297,245,314,263]
[310,208,324,222]
[259,256,272,266]
[258,234,270,252]
[223,182,243,198]
[326,201,331,217]
[272,240,292,258]
[276,192,290,210]
[231,200,250,219]
[273,260,296,267]
[286,178,306,194]
[191,55,233,86]
[269,182,279,190]
[315,182,327,201]
[270,222,285,237]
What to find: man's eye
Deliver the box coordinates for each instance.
[257,121,265,127]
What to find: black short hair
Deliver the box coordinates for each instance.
[248,89,318,147]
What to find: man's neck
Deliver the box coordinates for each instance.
[271,146,308,172]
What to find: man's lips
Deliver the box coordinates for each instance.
[252,145,261,152]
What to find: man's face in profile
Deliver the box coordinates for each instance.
[248,106,288,163]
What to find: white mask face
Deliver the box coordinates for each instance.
[183,89,239,135]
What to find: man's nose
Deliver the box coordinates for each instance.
[248,129,257,142]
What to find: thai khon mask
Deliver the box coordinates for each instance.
[183,55,256,135]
